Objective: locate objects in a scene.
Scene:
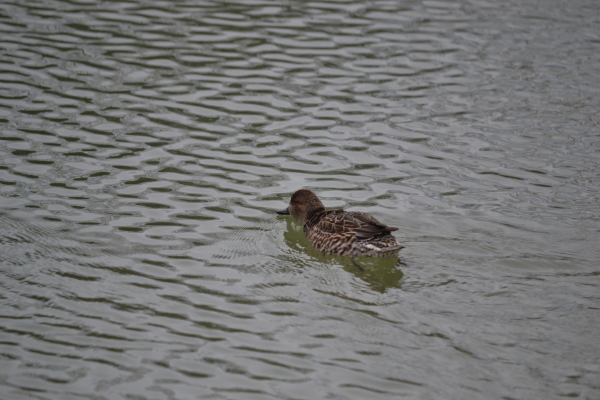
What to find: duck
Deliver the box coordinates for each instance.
[276,189,404,258]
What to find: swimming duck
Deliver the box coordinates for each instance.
[277,190,404,258]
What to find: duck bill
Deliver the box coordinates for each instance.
[276,207,290,215]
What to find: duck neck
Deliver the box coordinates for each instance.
[304,207,325,227]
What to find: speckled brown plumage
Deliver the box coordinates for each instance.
[277,190,404,257]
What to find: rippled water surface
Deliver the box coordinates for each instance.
[1,0,600,399]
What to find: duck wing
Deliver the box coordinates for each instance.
[313,210,398,241]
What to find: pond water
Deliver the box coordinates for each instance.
[1,0,599,399]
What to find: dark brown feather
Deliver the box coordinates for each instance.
[309,210,398,241]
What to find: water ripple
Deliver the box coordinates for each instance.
[1,0,600,398]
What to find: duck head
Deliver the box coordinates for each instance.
[276,189,325,225]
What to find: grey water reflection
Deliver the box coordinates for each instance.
[1,0,600,399]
